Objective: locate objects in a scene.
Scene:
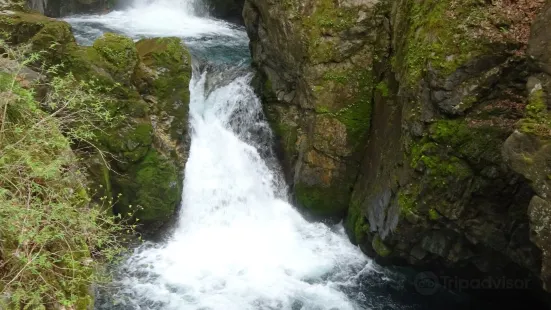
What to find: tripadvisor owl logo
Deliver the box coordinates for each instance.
[414,272,439,295]
[413,271,532,295]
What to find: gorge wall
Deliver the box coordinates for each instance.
[245,0,551,299]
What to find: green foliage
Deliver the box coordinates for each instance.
[0,43,132,309]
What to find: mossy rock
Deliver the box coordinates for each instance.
[394,0,519,87]
[0,0,28,11]
[0,12,190,233]
[428,119,506,165]
[100,120,153,167]
[136,37,191,73]
[0,11,70,50]
[92,32,139,81]
[114,149,181,229]
[29,19,76,63]
[294,182,349,219]
[372,235,392,257]
[345,198,370,245]
[519,85,551,138]
[135,37,192,141]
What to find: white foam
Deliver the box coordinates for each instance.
[64,0,246,42]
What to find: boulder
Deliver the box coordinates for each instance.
[0,12,193,232]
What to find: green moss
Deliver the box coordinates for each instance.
[410,136,473,193]
[428,208,441,221]
[115,149,181,225]
[429,119,506,164]
[295,182,348,218]
[398,0,490,86]
[29,20,75,64]
[323,70,350,84]
[0,12,51,44]
[417,154,472,188]
[273,121,298,157]
[354,213,370,244]
[398,190,415,215]
[375,81,390,97]
[522,154,534,165]
[136,37,191,73]
[302,0,357,64]
[135,37,191,140]
[335,100,372,148]
[314,105,331,114]
[314,69,373,148]
[308,38,338,64]
[264,76,273,93]
[92,33,138,79]
[345,198,370,244]
[519,87,551,137]
[429,120,471,145]
[372,235,392,257]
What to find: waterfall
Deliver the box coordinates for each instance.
[102,66,372,309]
[63,1,392,309]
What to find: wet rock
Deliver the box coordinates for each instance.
[202,0,244,24]
[528,196,551,290]
[26,0,114,17]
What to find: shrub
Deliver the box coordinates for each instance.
[0,41,132,309]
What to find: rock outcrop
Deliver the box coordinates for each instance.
[26,0,113,17]
[203,0,244,23]
[0,10,192,232]
[503,0,551,291]
[244,0,380,219]
[245,0,551,299]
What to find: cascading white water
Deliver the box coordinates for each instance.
[109,67,374,309]
[64,1,394,309]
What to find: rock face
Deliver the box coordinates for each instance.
[244,0,380,219]
[246,0,551,297]
[26,0,113,17]
[503,1,551,291]
[0,10,192,232]
[203,0,244,23]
